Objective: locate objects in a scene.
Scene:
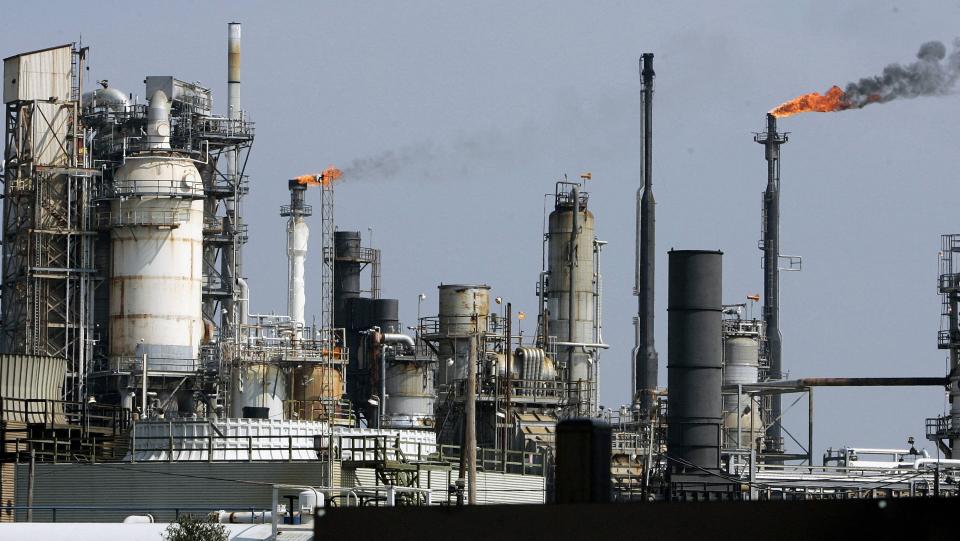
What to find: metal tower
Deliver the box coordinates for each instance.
[1,44,97,401]
[634,53,658,413]
[754,113,788,456]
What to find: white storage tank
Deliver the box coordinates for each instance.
[722,334,764,449]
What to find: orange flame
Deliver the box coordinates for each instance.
[294,166,344,187]
[769,85,850,118]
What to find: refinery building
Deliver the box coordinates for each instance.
[0,19,957,541]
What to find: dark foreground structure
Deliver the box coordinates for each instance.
[315,498,954,540]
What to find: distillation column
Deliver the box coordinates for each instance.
[109,90,205,414]
[547,183,598,415]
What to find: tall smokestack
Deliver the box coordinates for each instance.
[228,23,241,121]
[284,181,310,338]
[755,113,788,456]
[223,22,242,340]
[634,53,658,413]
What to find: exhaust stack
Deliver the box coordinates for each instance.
[282,180,311,339]
[755,113,788,455]
[222,22,243,340]
[634,53,658,412]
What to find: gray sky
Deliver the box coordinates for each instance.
[3,0,958,455]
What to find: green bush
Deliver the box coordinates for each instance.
[163,514,229,541]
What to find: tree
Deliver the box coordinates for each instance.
[163,514,229,541]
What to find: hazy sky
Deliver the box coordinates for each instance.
[3,1,959,456]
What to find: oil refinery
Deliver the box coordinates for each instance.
[0,13,958,541]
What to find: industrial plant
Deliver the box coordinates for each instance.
[0,18,957,540]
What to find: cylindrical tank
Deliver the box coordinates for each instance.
[437,284,490,384]
[334,231,362,329]
[384,360,435,429]
[345,296,373,408]
[293,364,344,420]
[667,250,723,472]
[722,335,763,449]
[546,192,596,411]
[230,364,287,419]
[370,299,400,334]
[109,96,204,370]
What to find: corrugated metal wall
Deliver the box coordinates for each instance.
[14,461,337,523]
[0,355,67,423]
[347,467,545,505]
[2,45,72,103]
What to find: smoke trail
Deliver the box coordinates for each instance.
[341,143,441,181]
[844,39,960,108]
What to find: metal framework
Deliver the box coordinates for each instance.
[1,45,96,402]
[929,233,960,456]
[319,183,334,331]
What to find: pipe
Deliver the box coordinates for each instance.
[911,458,960,470]
[382,333,415,348]
[567,185,579,413]
[237,277,250,327]
[217,510,275,524]
[145,90,170,149]
[635,52,658,413]
[551,340,610,349]
[727,376,948,392]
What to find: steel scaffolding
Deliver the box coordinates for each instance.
[1,45,97,401]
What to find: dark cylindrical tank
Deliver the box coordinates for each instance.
[334,231,363,329]
[346,297,372,332]
[667,250,723,472]
[370,299,400,334]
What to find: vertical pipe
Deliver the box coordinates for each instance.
[808,387,814,467]
[636,53,659,413]
[465,334,477,504]
[568,185,580,414]
[756,113,787,456]
[380,344,387,425]
[141,353,148,418]
[27,446,35,523]
[504,302,512,471]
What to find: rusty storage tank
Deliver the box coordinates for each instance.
[437,284,490,385]
[292,364,344,421]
